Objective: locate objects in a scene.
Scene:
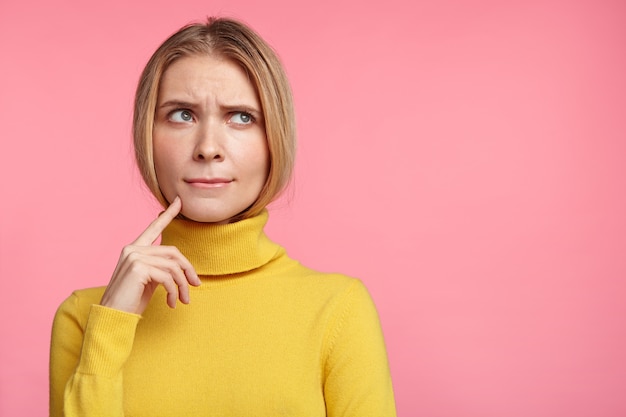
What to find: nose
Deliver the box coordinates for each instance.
[193,122,224,162]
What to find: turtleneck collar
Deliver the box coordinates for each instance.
[160,209,281,276]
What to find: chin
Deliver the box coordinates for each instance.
[179,202,248,224]
[181,210,231,224]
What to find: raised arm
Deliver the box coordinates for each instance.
[49,197,200,416]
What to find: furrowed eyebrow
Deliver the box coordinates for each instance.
[220,104,262,117]
[158,100,195,109]
[156,100,262,119]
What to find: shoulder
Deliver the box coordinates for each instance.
[54,286,107,327]
[309,271,373,305]
[319,276,378,326]
[267,254,377,315]
[277,257,364,297]
[290,262,378,320]
[62,286,107,308]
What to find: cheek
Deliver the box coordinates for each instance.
[153,136,178,186]
[252,147,270,185]
[236,134,270,180]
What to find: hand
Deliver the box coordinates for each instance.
[100,197,201,314]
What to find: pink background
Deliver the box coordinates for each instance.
[1,0,625,415]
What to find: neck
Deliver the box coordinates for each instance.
[160,209,280,276]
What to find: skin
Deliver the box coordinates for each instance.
[153,54,269,223]
[100,197,201,314]
[101,54,270,314]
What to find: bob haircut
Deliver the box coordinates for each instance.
[133,17,296,221]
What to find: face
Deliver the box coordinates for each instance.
[153,54,269,223]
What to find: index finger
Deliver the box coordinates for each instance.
[132,196,182,246]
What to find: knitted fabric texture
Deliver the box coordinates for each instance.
[50,210,396,416]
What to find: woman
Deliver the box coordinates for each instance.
[50,17,396,416]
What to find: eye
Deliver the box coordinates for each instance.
[169,109,194,123]
[229,112,254,125]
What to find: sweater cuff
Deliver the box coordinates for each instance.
[76,304,141,378]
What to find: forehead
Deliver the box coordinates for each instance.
[158,54,259,105]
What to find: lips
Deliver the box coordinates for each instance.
[184,178,233,188]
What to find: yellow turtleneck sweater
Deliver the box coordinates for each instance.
[50,211,396,416]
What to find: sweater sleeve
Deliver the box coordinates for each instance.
[322,280,397,417]
[50,293,140,417]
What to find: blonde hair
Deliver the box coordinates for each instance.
[133,17,296,221]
